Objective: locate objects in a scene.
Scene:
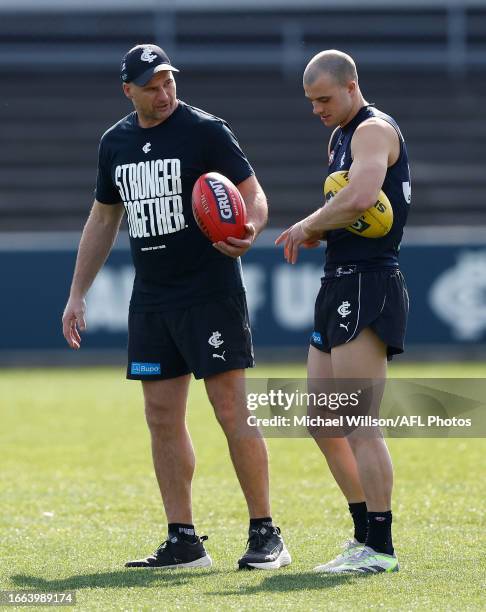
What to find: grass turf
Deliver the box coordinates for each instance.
[0,363,485,611]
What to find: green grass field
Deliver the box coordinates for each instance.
[1,363,485,611]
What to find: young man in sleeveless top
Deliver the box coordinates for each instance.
[276,49,411,574]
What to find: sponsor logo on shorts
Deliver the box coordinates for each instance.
[131,362,161,375]
[311,331,322,345]
[337,301,352,318]
[340,322,350,332]
[208,331,224,348]
[212,351,226,361]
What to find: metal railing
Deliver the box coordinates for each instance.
[0,3,484,75]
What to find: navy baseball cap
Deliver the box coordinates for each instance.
[120,44,179,86]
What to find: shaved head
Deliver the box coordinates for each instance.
[303,50,358,87]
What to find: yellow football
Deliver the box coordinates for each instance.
[323,170,393,238]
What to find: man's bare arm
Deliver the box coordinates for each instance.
[62,200,124,349]
[276,120,398,263]
[304,120,395,232]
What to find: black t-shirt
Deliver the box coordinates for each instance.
[95,101,254,312]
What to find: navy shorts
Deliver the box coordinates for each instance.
[310,268,409,360]
[127,292,254,381]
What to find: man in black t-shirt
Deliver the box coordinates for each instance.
[62,44,290,571]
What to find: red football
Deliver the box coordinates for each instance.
[192,172,247,242]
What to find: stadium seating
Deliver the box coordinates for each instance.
[0,6,484,230]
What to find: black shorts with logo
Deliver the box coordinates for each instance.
[127,292,254,381]
[310,268,409,360]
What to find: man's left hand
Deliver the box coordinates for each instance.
[275,220,322,264]
[213,223,256,258]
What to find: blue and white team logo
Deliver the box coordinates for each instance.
[142,142,151,154]
[311,331,323,345]
[337,301,351,318]
[209,331,226,360]
[429,251,486,340]
[208,331,224,348]
[141,47,157,63]
[131,362,161,375]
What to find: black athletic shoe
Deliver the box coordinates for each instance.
[238,525,291,570]
[125,534,212,569]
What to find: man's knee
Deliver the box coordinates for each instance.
[144,397,181,435]
[347,432,383,453]
[145,401,169,431]
[312,434,350,454]
[142,377,190,434]
[206,386,243,432]
[206,372,246,432]
[211,396,241,431]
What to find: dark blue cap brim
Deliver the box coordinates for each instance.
[131,63,179,86]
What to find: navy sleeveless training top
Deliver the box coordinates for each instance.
[324,105,411,274]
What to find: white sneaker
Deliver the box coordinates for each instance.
[327,545,399,574]
[313,538,363,573]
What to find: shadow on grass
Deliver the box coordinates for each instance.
[208,571,363,595]
[10,568,219,591]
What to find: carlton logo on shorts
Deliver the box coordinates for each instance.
[131,362,161,375]
[337,301,352,318]
[208,331,224,348]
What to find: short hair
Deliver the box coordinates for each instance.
[303,50,358,87]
